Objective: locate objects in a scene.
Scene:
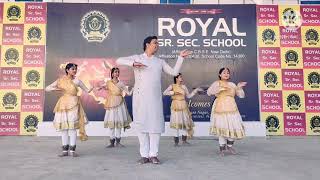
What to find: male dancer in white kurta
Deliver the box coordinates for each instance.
[116,36,191,164]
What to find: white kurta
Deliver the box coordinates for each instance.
[116,53,183,133]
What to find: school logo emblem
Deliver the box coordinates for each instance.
[266,115,280,132]
[80,10,110,43]
[2,92,18,109]
[308,72,320,88]
[305,29,319,45]
[287,93,301,110]
[262,29,276,45]
[281,8,302,30]
[4,48,19,65]
[25,70,40,87]
[24,115,39,132]
[27,27,42,43]
[7,5,21,21]
[310,116,320,133]
[264,71,278,88]
[285,50,299,66]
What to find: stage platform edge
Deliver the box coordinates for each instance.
[38,122,266,137]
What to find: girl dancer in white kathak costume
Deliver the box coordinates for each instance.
[98,67,132,148]
[163,73,202,146]
[45,63,93,157]
[207,67,246,156]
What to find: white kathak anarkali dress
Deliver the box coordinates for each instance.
[207,80,245,139]
[163,84,198,137]
[45,76,90,141]
[103,80,132,130]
